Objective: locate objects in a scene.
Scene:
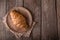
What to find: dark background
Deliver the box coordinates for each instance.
[0,0,60,40]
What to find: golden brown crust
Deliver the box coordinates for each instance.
[9,10,28,33]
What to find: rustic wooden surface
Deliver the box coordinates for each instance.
[57,0,60,40]
[0,0,60,40]
[42,0,58,40]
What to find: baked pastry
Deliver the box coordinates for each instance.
[7,10,28,33]
[3,7,35,38]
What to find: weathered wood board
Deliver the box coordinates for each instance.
[0,0,60,40]
[57,0,60,40]
[42,0,58,40]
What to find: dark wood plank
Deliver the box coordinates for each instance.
[0,0,6,18]
[0,0,16,40]
[6,0,23,40]
[42,0,58,40]
[5,0,17,40]
[6,0,16,11]
[57,0,60,40]
[15,0,23,7]
[24,0,41,40]
[0,0,7,40]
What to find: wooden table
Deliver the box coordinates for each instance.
[0,0,59,40]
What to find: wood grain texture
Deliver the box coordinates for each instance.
[0,0,7,40]
[6,0,23,40]
[0,0,16,40]
[24,0,41,40]
[0,0,6,18]
[57,0,60,40]
[6,0,16,11]
[5,0,17,40]
[42,0,58,40]
[0,0,59,40]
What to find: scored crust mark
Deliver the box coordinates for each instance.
[7,10,29,33]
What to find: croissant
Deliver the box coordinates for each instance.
[7,10,28,33]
